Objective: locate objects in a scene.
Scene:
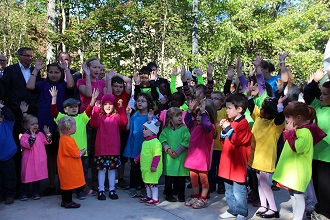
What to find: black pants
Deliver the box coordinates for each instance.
[20,181,40,196]
[165,176,186,198]
[129,158,144,189]
[61,189,73,203]
[313,160,330,218]
[0,158,16,199]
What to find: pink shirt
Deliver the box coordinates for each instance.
[77,78,106,112]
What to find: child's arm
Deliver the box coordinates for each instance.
[150,155,161,172]
[0,102,15,122]
[253,56,266,96]
[78,63,92,97]
[224,67,235,95]
[181,65,192,100]
[184,99,197,129]
[49,86,59,118]
[125,105,132,130]
[170,67,179,93]
[20,133,36,149]
[86,88,100,117]
[274,96,286,125]
[58,56,75,89]
[200,100,213,133]
[303,69,324,105]
[89,106,101,128]
[134,154,140,163]
[236,57,248,93]
[43,125,52,144]
[117,99,128,127]
[26,58,44,90]
[206,63,214,98]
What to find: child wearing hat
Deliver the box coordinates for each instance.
[90,93,128,200]
[134,119,163,205]
[49,86,99,198]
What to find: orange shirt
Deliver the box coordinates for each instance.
[57,136,85,190]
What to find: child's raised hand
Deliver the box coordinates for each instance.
[313,68,325,83]
[133,71,140,85]
[246,81,254,97]
[206,63,214,80]
[34,58,45,71]
[236,57,242,71]
[82,63,90,76]
[95,100,101,108]
[279,52,289,62]
[20,101,29,113]
[199,99,206,113]
[227,66,235,80]
[106,70,116,79]
[180,65,187,82]
[188,99,197,113]
[252,54,262,67]
[49,86,58,98]
[43,125,51,135]
[220,119,230,129]
[148,109,154,121]
[150,167,156,172]
[118,99,123,108]
[278,95,287,104]
[91,88,100,100]
[195,68,203,76]
[58,57,68,70]
[172,67,179,76]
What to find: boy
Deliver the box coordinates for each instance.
[218,93,252,220]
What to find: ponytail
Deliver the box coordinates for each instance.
[308,105,317,125]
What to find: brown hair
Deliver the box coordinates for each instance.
[22,114,38,130]
[283,101,317,124]
[165,107,182,127]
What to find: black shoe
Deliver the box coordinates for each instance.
[4,197,14,205]
[109,190,118,200]
[256,206,268,217]
[178,196,185,202]
[261,210,280,218]
[76,191,86,200]
[217,186,225,194]
[117,179,128,189]
[165,195,177,202]
[98,191,106,200]
[64,201,81,208]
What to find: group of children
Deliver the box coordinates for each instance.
[1,54,330,220]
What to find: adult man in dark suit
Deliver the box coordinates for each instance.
[2,47,42,195]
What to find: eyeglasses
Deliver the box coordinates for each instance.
[20,54,33,58]
[136,99,147,103]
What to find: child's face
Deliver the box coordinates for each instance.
[170,94,183,107]
[48,66,62,83]
[196,111,202,124]
[226,102,241,120]
[136,96,148,111]
[112,82,124,96]
[27,118,39,132]
[143,126,154,138]
[64,105,79,116]
[89,60,100,78]
[195,87,204,100]
[320,86,330,106]
[171,113,182,126]
[139,74,150,86]
[211,93,224,109]
[103,103,114,114]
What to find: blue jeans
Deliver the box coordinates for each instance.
[224,180,248,217]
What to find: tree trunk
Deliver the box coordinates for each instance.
[160,1,168,76]
[47,0,58,63]
[75,0,84,71]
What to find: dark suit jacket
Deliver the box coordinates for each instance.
[2,63,42,119]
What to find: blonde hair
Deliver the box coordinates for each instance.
[165,107,182,127]
[58,116,75,133]
[22,114,38,130]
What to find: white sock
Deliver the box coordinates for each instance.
[151,186,158,201]
[108,169,116,191]
[146,185,152,198]
[293,193,305,220]
[98,170,106,191]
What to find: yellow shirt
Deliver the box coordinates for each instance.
[248,106,284,172]
[214,108,228,151]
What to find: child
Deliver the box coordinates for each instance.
[184,99,217,209]
[159,107,191,202]
[209,91,227,194]
[90,93,128,200]
[123,93,155,198]
[50,86,99,198]
[19,114,52,201]
[57,116,86,208]
[272,102,326,220]
[246,81,286,218]
[135,119,162,205]
[218,93,252,220]
[0,100,17,204]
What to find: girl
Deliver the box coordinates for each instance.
[159,107,191,202]
[19,114,52,200]
[135,120,162,205]
[57,116,86,208]
[90,93,128,200]
[123,93,155,198]
[184,99,217,209]
[272,102,326,220]
[246,80,286,218]
[26,59,74,196]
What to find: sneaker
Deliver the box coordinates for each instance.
[4,197,14,205]
[129,189,139,198]
[19,195,28,201]
[64,201,81,208]
[32,194,41,200]
[184,197,198,207]
[219,211,236,219]
[117,179,128,189]
[109,190,118,200]
[165,195,177,202]
[192,199,207,209]
[139,188,146,198]
[139,196,152,203]
[236,214,247,220]
[187,182,192,189]
[97,191,106,200]
[77,191,86,200]
[145,199,159,206]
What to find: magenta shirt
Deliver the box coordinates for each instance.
[77,78,106,112]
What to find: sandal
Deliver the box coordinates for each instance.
[256,206,268,217]
[192,199,207,209]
